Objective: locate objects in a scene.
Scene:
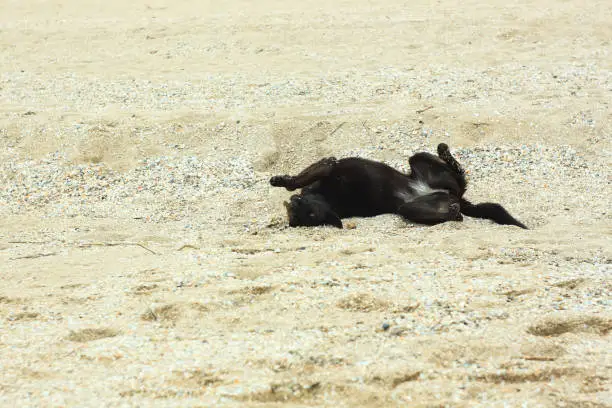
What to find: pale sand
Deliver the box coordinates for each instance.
[1,1,611,406]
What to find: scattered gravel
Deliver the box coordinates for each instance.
[1,140,607,226]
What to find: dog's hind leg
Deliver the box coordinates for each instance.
[409,153,464,196]
[397,192,463,225]
[270,157,337,191]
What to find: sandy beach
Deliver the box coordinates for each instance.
[1,0,610,406]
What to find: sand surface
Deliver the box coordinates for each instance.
[1,0,611,406]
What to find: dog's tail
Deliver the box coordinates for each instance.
[460,198,528,229]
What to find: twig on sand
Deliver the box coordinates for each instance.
[9,241,53,245]
[329,122,346,136]
[78,241,157,255]
[523,356,556,362]
[135,243,157,255]
[416,105,434,114]
[9,240,157,254]
[10,252,58,260]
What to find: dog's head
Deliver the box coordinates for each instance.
[284,194,342,228]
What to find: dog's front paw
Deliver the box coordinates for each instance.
[437,143,450,157]
[270,175,288,187]
[270,175,296,190]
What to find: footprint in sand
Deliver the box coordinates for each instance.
[527,315,611,337]
[337,293,390,312]
[7,312,41,322]
[66,328,121,342]
[140,302,210,326]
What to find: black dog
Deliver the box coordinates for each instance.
[269,143,527,229]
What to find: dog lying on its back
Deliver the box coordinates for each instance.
[269,143,527,229]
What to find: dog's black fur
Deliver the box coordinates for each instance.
[270,143,527,229]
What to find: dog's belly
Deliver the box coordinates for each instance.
[312,158,427,218]
[395,180,448,202]
[327,189,395,217]
[318,181,398,218]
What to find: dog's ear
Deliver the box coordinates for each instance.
[324,211,343,228]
